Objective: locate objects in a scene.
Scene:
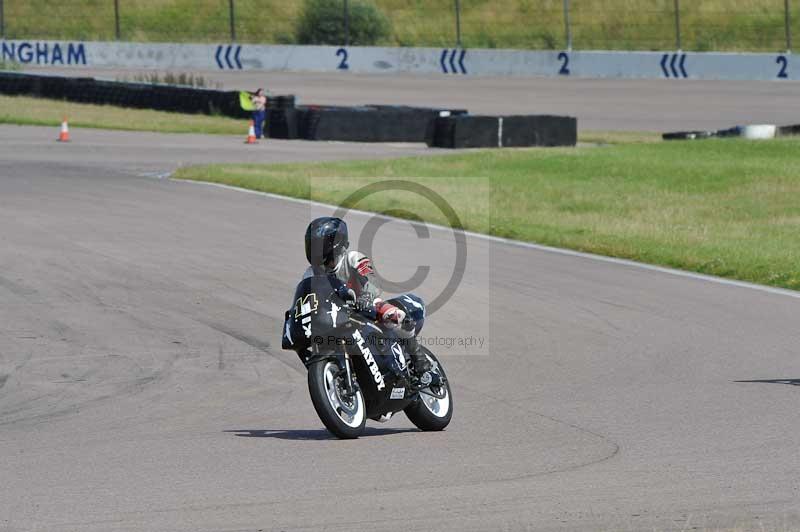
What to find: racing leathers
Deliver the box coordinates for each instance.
[303,251,403,326]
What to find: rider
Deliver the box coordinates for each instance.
[302,216,432,380]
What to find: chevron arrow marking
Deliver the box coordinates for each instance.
[215,45,224,69]
[670,53,679,78]
[660,54,670,77]
[224,45,234,69]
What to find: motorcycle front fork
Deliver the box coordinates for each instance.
[343,352,355,396]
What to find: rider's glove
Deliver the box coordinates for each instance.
[376,301,406,329]
[352,294,377,320]
[354,294,372,312]
[334,282,356,303]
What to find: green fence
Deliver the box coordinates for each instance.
[0,0,795,52]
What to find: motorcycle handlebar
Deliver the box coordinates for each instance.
[343,301,378,321]
[332,283,378,321]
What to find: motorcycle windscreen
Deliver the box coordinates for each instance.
[282,274,351,351]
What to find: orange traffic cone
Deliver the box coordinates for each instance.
[58,117,70,142]
[245,120,257,144]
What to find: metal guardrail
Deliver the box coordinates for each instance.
[0,1,794,53]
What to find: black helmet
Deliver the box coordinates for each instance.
[305,217,349,271]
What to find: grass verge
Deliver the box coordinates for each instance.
[174,138,800,291]
[0,95,246,135]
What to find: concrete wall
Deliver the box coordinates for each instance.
[1,39,797,81]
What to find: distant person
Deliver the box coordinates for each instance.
[251,88,267,139]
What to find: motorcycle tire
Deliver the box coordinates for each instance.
[308,359,366,439]
[404,348,453,431]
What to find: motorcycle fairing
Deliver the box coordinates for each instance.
[346,324,413,417]
[282,274,351,352]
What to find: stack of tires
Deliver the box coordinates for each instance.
[0,71,262,119]
[427,114,578,149]
[267,96,298,139]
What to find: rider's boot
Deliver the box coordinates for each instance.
[407,336,430,372]
[407,337,439,387]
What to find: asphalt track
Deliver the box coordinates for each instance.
[2,125,800,532]
[25,67,800,131]
[1,73,800,531]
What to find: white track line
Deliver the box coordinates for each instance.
[171,177,800,302]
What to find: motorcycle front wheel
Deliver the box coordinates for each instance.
[404,347,453,431]
[308,359,366,439]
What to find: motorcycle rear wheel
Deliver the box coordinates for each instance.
[404,348,453,431]
[308,359,366,439]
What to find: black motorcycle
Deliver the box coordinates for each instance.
[282,274,453,439]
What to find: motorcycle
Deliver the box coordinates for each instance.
[282,274,453,439]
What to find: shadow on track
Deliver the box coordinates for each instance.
[224,427,418,440]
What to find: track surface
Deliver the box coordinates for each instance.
[1,122,800,531]
[25,67,800,131]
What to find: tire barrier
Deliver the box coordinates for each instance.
[714,127,742,138]
[304,106,448,143]
[0,72,470,143]
[0,71,268,119]
[269,105,467,143]
[778,124,800,136]
[662,130,718,140]
[1,72,578,147]
[427,114,577,149]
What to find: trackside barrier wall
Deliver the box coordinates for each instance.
[0,72,470,143]
[1,40,799,81]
